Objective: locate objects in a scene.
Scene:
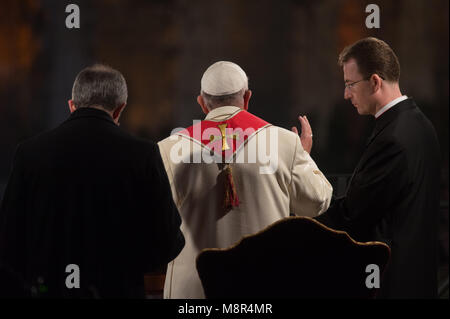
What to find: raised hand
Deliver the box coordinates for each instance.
[291,115,313,154]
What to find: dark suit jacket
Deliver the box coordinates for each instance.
[316,98,441,298]
[0,107,185,298]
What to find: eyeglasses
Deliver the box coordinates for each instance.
[344,77,370,90]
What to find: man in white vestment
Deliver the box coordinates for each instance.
[158,61,332,298]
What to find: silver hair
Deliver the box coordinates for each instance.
[201,88,247,110]
[72,64,128,111]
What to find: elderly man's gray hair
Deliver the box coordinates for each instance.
[201,88,247,110]
[72,64,128,111]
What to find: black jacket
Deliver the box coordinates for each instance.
[0,107,185,298]
[316,98,441,298]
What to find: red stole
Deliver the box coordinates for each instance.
[177,110,271,209]
[178,110,270,160]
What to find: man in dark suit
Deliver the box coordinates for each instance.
[315,37,441,298]
[0,64,185,298]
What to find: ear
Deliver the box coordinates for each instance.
[68,100,77,113]
[371,74,383,93]
[197,95,209,115]
[112,103,126,124]
[243,90,252,111]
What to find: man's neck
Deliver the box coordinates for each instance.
[374,85,403,115]
[205,105,242,121]
[88,105,113,117]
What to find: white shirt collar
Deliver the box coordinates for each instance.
[205,106,242,121]
[375,95,408,119]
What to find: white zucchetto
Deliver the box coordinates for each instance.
[201,61,248,96]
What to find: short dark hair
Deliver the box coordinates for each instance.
[338,37,400,83]
[72,64,127,111]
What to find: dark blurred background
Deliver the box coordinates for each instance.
[0,0,448,297]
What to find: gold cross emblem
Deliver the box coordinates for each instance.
[209,123,240,151]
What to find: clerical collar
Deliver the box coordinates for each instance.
[205,106,242,122]
[375,95,408,119]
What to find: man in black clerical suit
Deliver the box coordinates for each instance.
[0,64,185,298]
[315,37,441,298]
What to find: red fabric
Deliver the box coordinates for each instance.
[179,110,270,159]
[178,110,270,209]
